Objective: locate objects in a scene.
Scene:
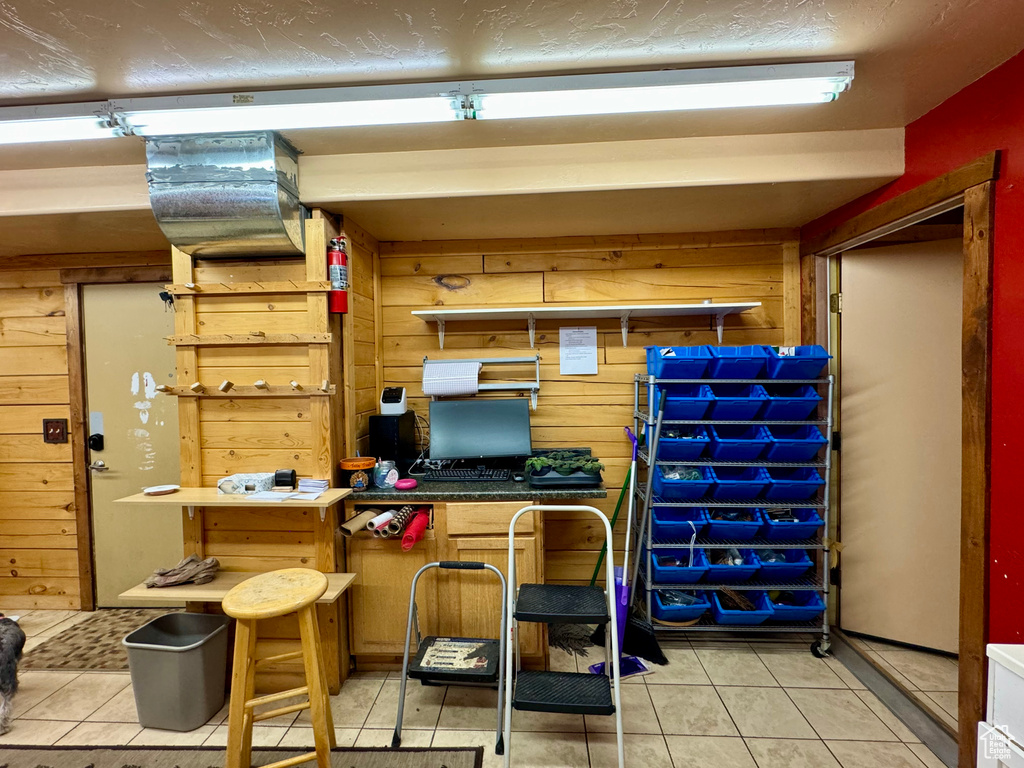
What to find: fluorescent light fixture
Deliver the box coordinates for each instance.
[0,62,853,144]
[468,62,854,120]
[113,82,465,137]
[0,102,120,145]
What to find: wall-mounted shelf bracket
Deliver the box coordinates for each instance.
[620,312,632,347]
[528,314,536,348]
[437,318,446,349]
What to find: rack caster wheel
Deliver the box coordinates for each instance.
[811,640,831,658]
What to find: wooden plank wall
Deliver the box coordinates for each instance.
[0,270,77,608]
[339,218,381,459]
[378,230,799,584]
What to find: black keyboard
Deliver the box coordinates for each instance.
[424,467,511,482]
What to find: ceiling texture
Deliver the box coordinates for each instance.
[1,0,1022,250]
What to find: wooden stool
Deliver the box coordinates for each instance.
[223,568,336,768]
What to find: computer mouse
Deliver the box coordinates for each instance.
[513,473,525,482]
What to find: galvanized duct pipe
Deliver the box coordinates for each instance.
[145,131,305,257]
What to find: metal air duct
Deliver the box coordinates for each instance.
[145,131,305,257]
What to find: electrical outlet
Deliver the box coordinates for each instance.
[43,419,69,444]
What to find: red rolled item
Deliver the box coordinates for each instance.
[401,511,429,551]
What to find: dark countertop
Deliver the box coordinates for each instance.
[348,479,607,502]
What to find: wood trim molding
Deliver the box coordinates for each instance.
[64,283,95,611]
[60,265,172,285]
[801,152,1000,257]
[958,181,994,768]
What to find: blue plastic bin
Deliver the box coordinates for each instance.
[708,345,769,379]
[761,508,825,540]
[705,508,764,540]
[645,345,713,380]
[711,591,774,625]
[652,590,710,623]
[707,425,771,461]
[764,345,831,380]
[652,464,714,500]
[646,424,709,461]
[651,385,715,420]
[652,508,708,540]
[707,384,768,420]
[764,425,829,462]
[704,549,760,583]
[762,384,822,420]
[768,591,826,623]
[649,548,709,584]
[757,549,813,581]
[710,466,771,499]
[764,467,825,500]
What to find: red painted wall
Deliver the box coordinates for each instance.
[805,49,1024,642]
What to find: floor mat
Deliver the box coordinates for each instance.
[0,746,483,768]
[20,608,180,672]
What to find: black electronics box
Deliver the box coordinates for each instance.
[368,411,417,475]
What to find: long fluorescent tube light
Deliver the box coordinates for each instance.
[0,102,120,144]
[112,82,465,136]
[468,62,854,120]
[0,62,853,144]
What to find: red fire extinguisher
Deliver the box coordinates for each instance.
[328,235,348,314]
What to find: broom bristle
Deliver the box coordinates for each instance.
[718,588,755,611]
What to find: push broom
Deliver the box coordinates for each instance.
[590,425,666,672]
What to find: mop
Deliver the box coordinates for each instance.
[589,426,662,678]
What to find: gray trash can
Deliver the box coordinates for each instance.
[123,612,232,731]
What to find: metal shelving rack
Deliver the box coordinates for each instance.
[630,373,835,655]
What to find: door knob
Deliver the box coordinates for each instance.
[88,460,110,472]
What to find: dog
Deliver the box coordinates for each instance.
[0,616,26,734]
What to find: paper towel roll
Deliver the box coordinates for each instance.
[422,360,482,396]
[367,510,394,530]
[339,509,378,537]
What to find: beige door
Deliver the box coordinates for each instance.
[82,283,182,607]
[838,239,962,652]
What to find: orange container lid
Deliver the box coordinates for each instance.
[340,457,376,470]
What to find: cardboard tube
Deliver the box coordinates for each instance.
[339,509,378,537]
[401,511,429,551]
[367,510,394,531]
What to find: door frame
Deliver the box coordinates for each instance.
[61,264,173,611]
[801,152,998,768]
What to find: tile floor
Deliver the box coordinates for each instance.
[0,610,950,768]
[846,635,959,729]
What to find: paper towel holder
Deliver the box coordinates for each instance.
[422,355,541,410]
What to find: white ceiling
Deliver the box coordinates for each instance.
[0,0,1021,250]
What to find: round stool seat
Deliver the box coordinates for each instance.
[222,568,328,621]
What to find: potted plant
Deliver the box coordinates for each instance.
[525,451,604,478]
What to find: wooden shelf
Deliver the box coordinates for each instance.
[118,571,356,605]
[116,487,352,521]
[167,281,331,295]
[167,333,333,346]
[412,302,761,347]
[160,384,335,397]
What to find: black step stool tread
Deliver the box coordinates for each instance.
[515,584,610,623]
[512,671,614,715]
[409,636,500,684]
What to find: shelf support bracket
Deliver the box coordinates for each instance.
[187,505,195,521]
[527,313,536,348]
[319,507,327,522]
[715,313,725,345]
[620,312,632,347]
[436,318,445,349]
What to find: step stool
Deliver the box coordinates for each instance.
[503,505,624,768]
[393,561,507,754]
